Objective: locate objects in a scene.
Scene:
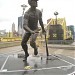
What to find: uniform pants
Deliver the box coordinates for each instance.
[21,33,38,54]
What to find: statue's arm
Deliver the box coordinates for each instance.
[39,11,45,32]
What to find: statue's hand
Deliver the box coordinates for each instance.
[31,31,35,34]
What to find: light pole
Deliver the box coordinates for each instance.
[54,11,58,25]
[21,4,28,37]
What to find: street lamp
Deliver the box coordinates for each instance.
[21,4,28,37]
[54,11,58,25]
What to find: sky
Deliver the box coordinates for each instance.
[0,0,75,32]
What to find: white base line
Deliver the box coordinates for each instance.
[53,55,75,66]
[67,71,75,75]
[0,65,74,73]
[0,55,75,73]
[0,56,9,71]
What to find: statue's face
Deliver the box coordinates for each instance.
[30,0,38,7]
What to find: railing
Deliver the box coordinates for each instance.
[0,37,22,42]
[48,40,74,44]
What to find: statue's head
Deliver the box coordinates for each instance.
[28,0,39,7]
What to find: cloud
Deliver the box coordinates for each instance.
[0,18,10,22]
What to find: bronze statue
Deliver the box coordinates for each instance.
[21,0,45,61]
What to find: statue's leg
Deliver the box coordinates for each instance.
[21,33,31,60]
[30,33,38,55]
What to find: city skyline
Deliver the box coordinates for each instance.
[0,0,75,32]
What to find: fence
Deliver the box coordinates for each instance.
[0,37,22,42]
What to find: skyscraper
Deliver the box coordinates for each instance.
[18,16,22,35]
[12,22,15,33]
